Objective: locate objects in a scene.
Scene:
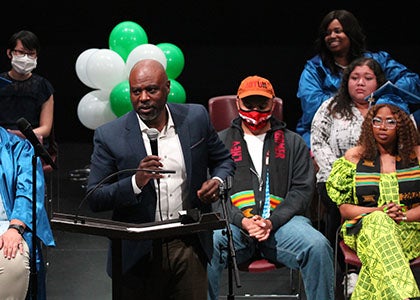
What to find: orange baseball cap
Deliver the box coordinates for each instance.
[237,75,275,99]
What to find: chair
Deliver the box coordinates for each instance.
[41,124,59,220]
[334,225,420,300]
[208,95,283,132]
[39,126,59,278]
[208,95,301,299]
[236,254,302,299]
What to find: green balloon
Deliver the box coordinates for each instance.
[157,43,185,79]
[168,79,186,103]
[109,21,148,62]
[110,80,132,117]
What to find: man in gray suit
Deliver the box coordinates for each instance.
[87,59,235,300]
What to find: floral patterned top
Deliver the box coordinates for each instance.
[311,98,364,183]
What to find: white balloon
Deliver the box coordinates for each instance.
[86,49,127,90]
[125,44,167,75]
[75,48,99,89]
[77,90,117,130]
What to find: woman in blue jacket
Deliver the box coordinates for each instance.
[0,127,55,300]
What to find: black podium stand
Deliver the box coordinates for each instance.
[50,212,225,300]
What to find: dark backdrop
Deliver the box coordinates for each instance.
[0,1,418,143]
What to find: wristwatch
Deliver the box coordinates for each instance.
[8,224,25,235]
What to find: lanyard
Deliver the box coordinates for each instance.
[261,151,270,219]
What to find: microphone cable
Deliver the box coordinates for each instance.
[157,179,163,222]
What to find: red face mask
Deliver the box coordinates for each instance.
[238,109,272,131]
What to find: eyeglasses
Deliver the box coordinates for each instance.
[12,49,37,58]
[372,117,397,129]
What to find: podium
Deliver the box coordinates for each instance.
[50,212,225,300]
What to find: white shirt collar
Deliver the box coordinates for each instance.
[137,104,174,134]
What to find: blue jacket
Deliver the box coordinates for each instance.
[0,127,55,248]
[87,104,235,277]
[0,127,55,300]
[296,51,420,148]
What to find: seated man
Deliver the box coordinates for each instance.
[207,75,335,300]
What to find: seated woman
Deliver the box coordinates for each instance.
[0,127,55,300]
[326,90,420,300]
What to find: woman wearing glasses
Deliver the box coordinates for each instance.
[326,93,420,299]
[0,30,55,150]
[311,57,387,296]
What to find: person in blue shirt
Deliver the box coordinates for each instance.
[0,126,55,300]
[296,9,420,150]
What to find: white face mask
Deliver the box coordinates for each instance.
[11,55,37,75]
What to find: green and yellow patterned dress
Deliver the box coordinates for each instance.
[327,157,420,300]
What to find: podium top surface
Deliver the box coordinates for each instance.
[51,212,225,240]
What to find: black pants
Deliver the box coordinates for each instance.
[122,236,207,300]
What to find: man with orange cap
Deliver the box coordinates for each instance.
[207,75,334,300]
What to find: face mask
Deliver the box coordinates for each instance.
[238,109,272,131]
[11,55,37,75]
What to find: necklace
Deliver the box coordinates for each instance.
[334,62,348,69]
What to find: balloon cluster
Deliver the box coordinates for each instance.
[75,21,186,130]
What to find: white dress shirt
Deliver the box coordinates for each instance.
[132,105,187,221]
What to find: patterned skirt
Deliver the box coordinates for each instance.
[341,211,420,299]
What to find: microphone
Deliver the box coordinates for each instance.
[146,128,164,219]
[74,168,176,223]
[16,117,57,170]
[146,128,159,157]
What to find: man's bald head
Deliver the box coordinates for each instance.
[129,59,168,82]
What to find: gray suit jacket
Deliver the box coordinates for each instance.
[86,103,235,276]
